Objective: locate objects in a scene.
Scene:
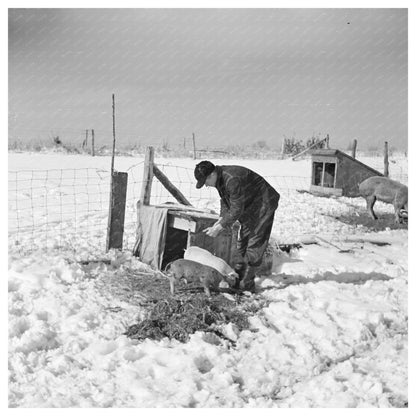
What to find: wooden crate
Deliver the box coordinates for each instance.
[165,209,239,267]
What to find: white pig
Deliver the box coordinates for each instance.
[359,176,408,223]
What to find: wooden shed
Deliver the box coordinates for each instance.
[310,149,383,197]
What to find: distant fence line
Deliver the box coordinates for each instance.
[9,162,313,254]
[8,132,408,161]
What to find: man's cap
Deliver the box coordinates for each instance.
[194,161,215,189]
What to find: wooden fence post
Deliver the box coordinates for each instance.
[140,146,155,205]
[106,171,128,251]
[192,132,197,160]
[91,129,95,157]
[384,141,389,177]
[111,94,116,174]
[106,93,128,251]
[351,139,357,159]
[82,129,88,150]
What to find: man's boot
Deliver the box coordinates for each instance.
[240,265,257,293]
[233,262,247,290]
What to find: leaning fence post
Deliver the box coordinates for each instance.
[384,141,389,177]
[140,146,154,205]
[153,164,192,206]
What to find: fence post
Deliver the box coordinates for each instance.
[106,93,128,251]
[351,139,357,159]
[111,94,116,174]
[91,129,95,157]
[140,146,154,205]
[384,141,389,177]
[106,171,128,251]
[192,132,197,160]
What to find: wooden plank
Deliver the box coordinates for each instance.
[140,146,154,205]
[106,171,128,251]
[169,210,218,221]
[153,203,213,214]
[189,231,215,254]
[153,164,192,206]
[292,136,328,161]
[213,232,233,264]
[187,223,240,267]
[311,155,338,164]
[168,216,197,233]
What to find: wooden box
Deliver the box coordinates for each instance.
[162,208,240,269]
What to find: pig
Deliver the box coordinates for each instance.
[359,176,408,223]
[165,258,232,296]
[184,246,238,286]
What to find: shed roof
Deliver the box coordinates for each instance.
[311,148,342,157]
[311,148,383,176]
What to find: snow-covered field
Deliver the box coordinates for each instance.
[7,152,408,408]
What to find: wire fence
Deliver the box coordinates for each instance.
[8,154,408,256]
[8,168,112,254]
[8,161,312,255]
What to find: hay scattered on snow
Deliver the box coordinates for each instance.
[124,292,267,343]
[85,261,269,344]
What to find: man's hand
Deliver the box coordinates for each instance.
[203,220,224,237]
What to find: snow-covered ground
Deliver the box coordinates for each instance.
[7,152,408,408]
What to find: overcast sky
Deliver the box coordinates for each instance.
[8,8,407,150]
